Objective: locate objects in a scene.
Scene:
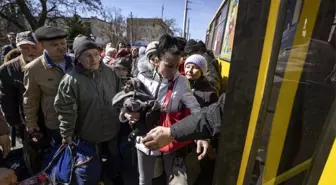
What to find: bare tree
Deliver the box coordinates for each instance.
[0,0,102,31]
[100,7,127,47]
[164,18,182,36]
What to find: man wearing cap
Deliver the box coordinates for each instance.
[54,35,124,184]
[23,26,72,145]
[0,31,43,142]
[1,32,17,64]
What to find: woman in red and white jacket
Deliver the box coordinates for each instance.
[122,35,209,185]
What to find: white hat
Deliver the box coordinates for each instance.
[184,54,208,75]
[145,41,159,58]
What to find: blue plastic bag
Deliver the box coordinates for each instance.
[43,140,101,185]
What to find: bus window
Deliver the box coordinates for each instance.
[220,0,239,61]
[207,23,215,49]
[212,3,229,57]
[210,18,218,50]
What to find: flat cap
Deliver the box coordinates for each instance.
[35,26,67,41]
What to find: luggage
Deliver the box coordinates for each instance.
[43,140,101,185]
[20,140,101,185]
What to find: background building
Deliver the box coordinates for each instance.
[127,18,173,45]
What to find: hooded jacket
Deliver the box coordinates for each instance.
[1,44,16,64]
[137,71,201,114]
[54,62,122,144]
[134,55,155,78]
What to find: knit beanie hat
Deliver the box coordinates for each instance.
[73,36,98,60]
[139,46,146,56]
[184,54,208,75]
[146,41,159,58]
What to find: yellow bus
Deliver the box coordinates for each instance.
[206,0,336,185]
[205,0,239,90]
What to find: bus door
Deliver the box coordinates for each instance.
[213,0,335,184]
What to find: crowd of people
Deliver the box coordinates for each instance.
[0,26,225,185]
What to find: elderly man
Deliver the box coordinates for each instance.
[0,31,43,143]
[1,32,17,64]
[23,26,72,145]
[54,36,124,184]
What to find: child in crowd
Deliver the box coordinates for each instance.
[184,54,219,185]
[184,54,218,107]
[113,57,132,79]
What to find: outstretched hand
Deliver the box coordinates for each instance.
[142,126,174,150]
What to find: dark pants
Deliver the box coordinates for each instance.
[10,124,25,147]
[97,139,124,185]
[47,128,62,147]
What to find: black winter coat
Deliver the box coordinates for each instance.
[0,56,26,127]
[203,53,222,94]
[189,76,218,108]
[171,94,225,142]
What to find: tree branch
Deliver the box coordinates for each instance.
[15,0,38,30]
[37,0,48,26]
[47,4,57,13]
[0,10,26,31]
